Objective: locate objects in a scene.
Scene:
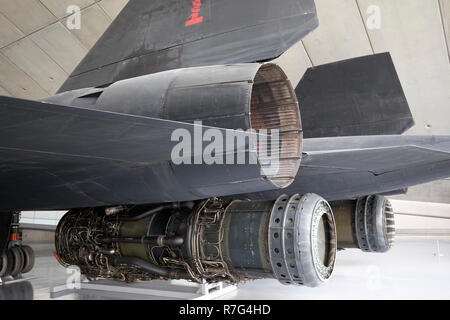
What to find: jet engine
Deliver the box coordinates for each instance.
[55,193,336,287]
[330,195,395,252]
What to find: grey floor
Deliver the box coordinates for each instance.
[1,237,450,300]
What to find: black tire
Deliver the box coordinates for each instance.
[20,245,35,274]
[0,252,7,277]
[9,246,24,277]
[5,249,14,276]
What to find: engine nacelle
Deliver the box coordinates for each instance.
[43,63,303,190]
[55,194,336,287]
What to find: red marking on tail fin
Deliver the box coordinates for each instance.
[185,0,204,27]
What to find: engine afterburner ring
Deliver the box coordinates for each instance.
[355,195,395,253]
[268,193,336,287]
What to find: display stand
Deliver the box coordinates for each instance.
[50,278,237,300]
[0,274,36,285]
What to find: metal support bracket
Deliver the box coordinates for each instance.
[0,273,36,286]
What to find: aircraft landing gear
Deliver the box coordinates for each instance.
[0,212,36,282]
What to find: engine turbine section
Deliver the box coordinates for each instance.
[330,195,395,252]
[55,194,336,287]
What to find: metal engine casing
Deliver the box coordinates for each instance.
[55,194,337,287]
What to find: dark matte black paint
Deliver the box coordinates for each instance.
[0,96,274,211]
[236,136,450,201]
[0,0,449,214]
[59,0,318,92]
[297,53,414,138]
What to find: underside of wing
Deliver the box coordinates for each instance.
[0,96,279,211]
[239,135,450,201]
[59,0,318,92]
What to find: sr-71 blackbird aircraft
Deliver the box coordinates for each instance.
[0,0,449,287]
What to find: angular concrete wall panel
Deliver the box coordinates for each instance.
[274,41,312,88]
[31,22,88,73]
[439,0,450,61]
[0,12,24,48]
[98,0,129,20]
[69,4,111,49]
[302,0,373,65]
[358,0,450,135]
[1,38,67,95]
[0,53,47,99]
[0,85,10,96]
[40,0,96,19]
[0,0,56,34]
